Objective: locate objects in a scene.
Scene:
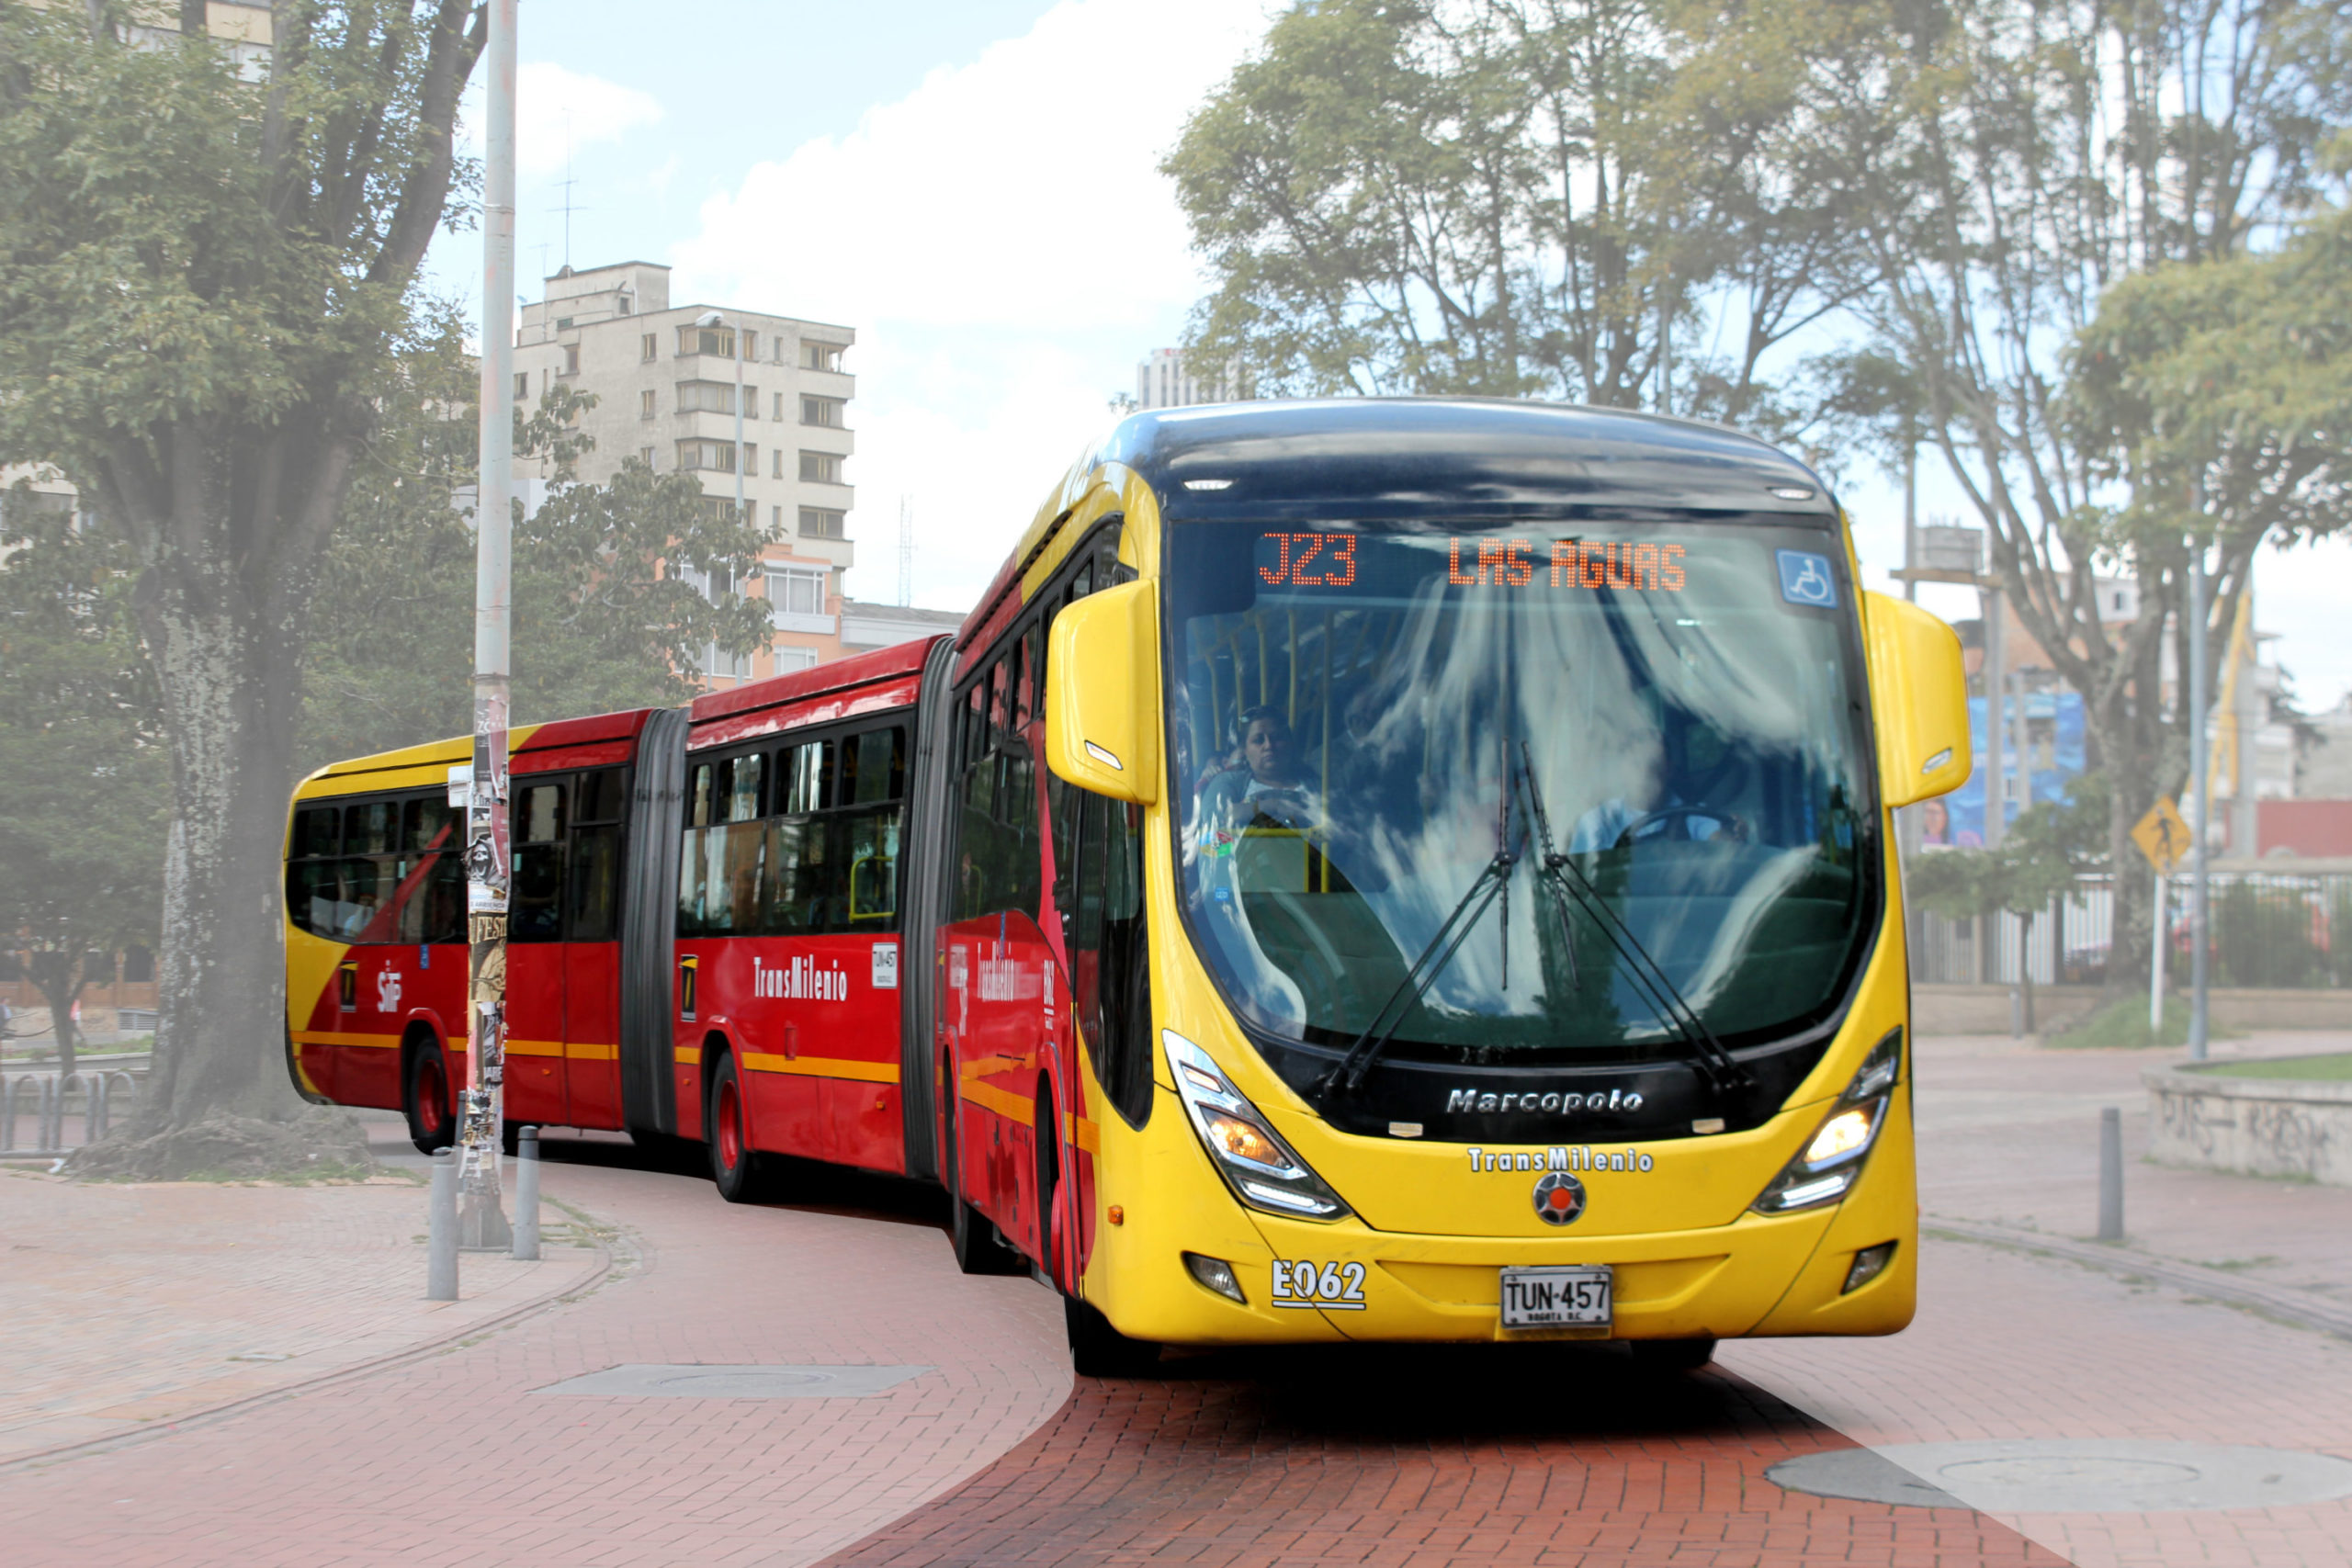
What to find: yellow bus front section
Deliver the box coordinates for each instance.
[1072,821,1918,1349]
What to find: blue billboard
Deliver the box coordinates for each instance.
[1919,690,2085,848]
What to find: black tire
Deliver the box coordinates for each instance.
[403,1037,456,1155]
[706,1052,769,1204]
[943,1074,1023,1275]
[1629,1336,1717,1374]
[1065,1295,1160,1378]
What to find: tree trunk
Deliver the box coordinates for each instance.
[28,950,80,1078]
[138,599,309,1133]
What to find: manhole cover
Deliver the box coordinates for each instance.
[537,1363,930,1399]
[1770,1440,2352,1515]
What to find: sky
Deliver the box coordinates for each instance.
[427,0,2352,712]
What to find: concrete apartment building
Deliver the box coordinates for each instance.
[514,261,875,686]
[1136,347,1248,410]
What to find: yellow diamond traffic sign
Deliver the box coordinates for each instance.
[2132,796,2191,873]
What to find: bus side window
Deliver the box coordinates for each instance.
[1071,791,1152,1129]
[512,781,567,942]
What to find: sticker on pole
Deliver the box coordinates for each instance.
[1776,549,1838,608]
[2132,796,2191,873]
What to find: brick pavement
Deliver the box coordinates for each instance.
[1724,1028,2352,1568]
[0,1164,602,1464]
[0,1127,1072,1567]
[819,1348,2064,1567]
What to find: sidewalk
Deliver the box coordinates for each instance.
[0,1159,606,1465]
[1724,1026,2352,1568]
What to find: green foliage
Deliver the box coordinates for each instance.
[2201,1052,2352,1081]
[1161,0,1854,426]
[1910,790,2096,925]
[0,490,171,1069]
[300,347,774,770]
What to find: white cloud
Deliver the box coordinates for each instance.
[462,62,666,181]
[668,0,1273,610]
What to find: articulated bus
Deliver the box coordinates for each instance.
[287,399,1969,1374]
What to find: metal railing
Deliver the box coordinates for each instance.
[0,1069,138,1156]
[1909,870,2352,988]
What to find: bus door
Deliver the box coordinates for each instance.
[505,777,570,1124]
[562,766,628,1128]
[826,722,912,1173]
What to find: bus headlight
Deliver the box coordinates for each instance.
[1164,1031,1351,1221]
[1752,1030,1902,1214]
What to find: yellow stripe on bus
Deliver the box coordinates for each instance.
[740,1055,900,1085]
[674,1044,702,1066]
[1064,1111,1100,1155]
[565,1041,619,1061]
[959,1079,1035,1125]
[506,1038,564,1057]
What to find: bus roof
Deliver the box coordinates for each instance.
[305,705,657,787]
[959,398,1841,648]
[687,634,944,751]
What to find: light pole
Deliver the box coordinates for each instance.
[459,0,517,1247]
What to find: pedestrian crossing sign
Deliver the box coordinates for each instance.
[2132,796,2190,873]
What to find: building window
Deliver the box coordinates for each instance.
[617,294,633,316]
[677,438,736,472]
[805,342,843,372]
[802,397,845,428]
[799,451,843,485]
[640,389,657,419]
[514,372,529,400]
[743,443,757,471]
[774,646,820,675]
[767,566,828,618]
[674,380,737,414]
[561,344,579,376]
[799,507,847,540]
[772,449,785,479]
[641,333,658,361]
[697,495,746,522]
[641,446,656,468]
[742,331,758,360]
[677,323,735,358]
[742,385,760,419]
[773,392,785,421]
[772,504,783,531]
[703,642,752,680]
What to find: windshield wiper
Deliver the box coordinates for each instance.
[1514,742,1754,1102]
[1317,845,1516,1102]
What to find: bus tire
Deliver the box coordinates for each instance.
[706,1052,769,1204]
[403,1035,455,1155]
[1629,1337,1716,1374]
[942,1083,1023,1276]
[1064,1295,1160,1378]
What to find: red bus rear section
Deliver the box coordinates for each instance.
[671,636,956,1187]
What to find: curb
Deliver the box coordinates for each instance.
[1926,1214,2352,1343]
[0,1227,621,1474]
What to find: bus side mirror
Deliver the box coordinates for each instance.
[1046,579,1159,807]
[1863,591,1971,809]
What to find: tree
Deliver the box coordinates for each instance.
[1162,0,1861,422]
[1910,786,2101,1027]
[0,491,171,1076]
[0,1,488,1159]
[1671,0,2352,998]
[300,353,775,772]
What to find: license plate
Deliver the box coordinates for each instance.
[1499,1266,1613,1329]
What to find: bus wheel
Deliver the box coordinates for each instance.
[1629,1337,1716,1374]
[1064,1295,1160,1378]
[404,1041,454,1155]
[942,1092,1023,1276]
[707,1053,768,1204]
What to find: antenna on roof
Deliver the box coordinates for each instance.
[551,118,587,270]
[897,496,914,608]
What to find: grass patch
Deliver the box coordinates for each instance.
[2193,1052,2352,1081]
[2044,995,2238,1050]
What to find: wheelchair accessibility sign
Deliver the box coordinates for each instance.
[1776,549,1838,608]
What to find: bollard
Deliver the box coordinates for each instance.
[511,1126,541,1261]
[427,1147,459,1301]
[2097,1107,2124,1243]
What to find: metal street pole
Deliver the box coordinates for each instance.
[459,0,518,1248]
[2188,546,2211,1061]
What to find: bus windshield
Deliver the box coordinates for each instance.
[1165,517,1878,1066]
